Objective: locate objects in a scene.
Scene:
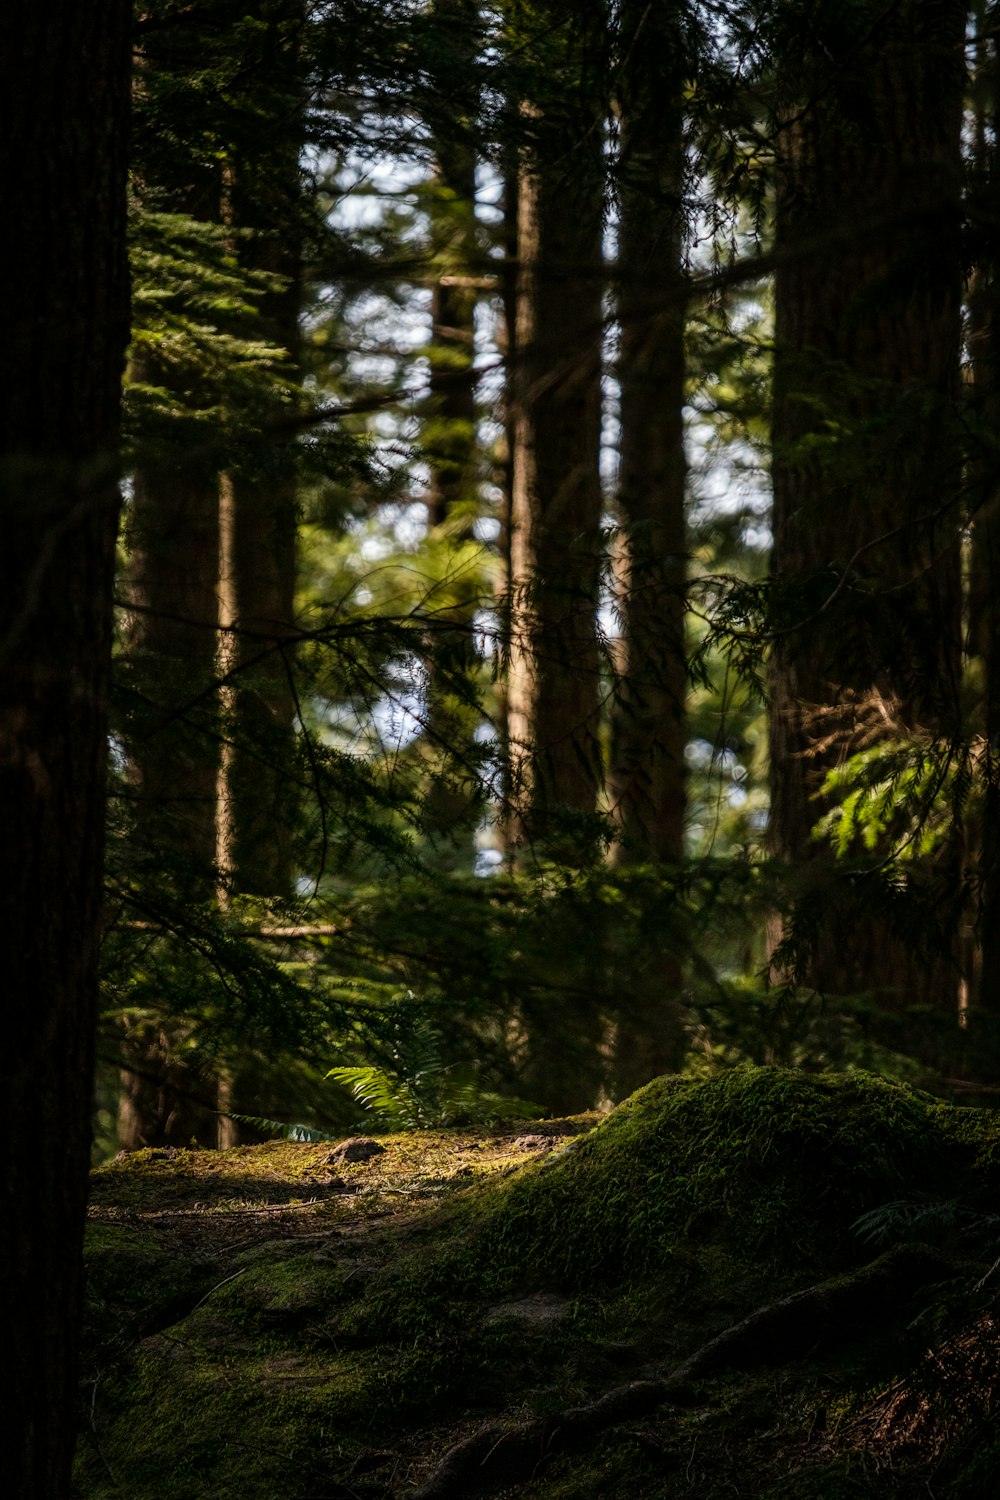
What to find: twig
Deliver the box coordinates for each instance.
[89,1377,118,1488]
[187,1265,251,1315]
[148,1197,320,1219]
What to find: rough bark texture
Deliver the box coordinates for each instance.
[503,2,608,1112]
[506,1,606,865]
[126,458,221,881]
[768,1,966,1003]
[224,4,304,897]
[0,6,131,1494]
[607,0,688,1093]
[225,220,300,900]
[968,3,1000,1025]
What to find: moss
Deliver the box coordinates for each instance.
[81,1223,217,1371]
[474,1069,975,1284]
[76,1070,1000,1500]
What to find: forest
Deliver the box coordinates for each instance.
[3,2,1000,1497]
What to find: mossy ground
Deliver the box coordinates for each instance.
[76,1069,999,1499]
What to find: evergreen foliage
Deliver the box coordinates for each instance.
[93,0,1000,1153]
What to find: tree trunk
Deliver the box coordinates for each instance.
[504,1,608,1112]
[125,458,221,885]
[419,0,484,865]
[768,1,965,1006]
[607,0,688,1092]
[0,7,130,1493]
[506,1,606,866]
[223,8,304,897]
[968,2,1000,1029]
[123,30,228,1149]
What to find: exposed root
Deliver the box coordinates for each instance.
[405,1245,956,1498]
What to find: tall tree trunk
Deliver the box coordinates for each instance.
[506,1,606,866]
[607,0,688,1092]
[419,0,484,863]
[123,37,227,1148]
[967,0,1000,1038]
[223,1,305,895]
[768,0,965,1007]
[505,0,608,1112]
[125,455,221,884]
[0,7,130,1493]
[225,194,301,901]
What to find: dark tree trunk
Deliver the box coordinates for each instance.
[0,7,131,1494]
[968,2,1000,1027]
[768,1,965,1006]
[226,175,301,901]
[218,1,306,899]
[607,0,688,1092]
[125,457,221,885]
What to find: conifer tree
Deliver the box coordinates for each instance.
[505,0,607,863]
[606,0,690,1091]
[767,0,966,1006]
[120,2,306,1147]
[500,0,610,1110]
[1,7,131,1492]
[417,0,488,862]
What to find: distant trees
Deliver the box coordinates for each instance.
[119,1,306,1148]
[82,0,1000,1179]
[2,7,131,1494]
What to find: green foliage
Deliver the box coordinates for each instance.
[327,1014,542,1129]
[853,1197,1000,1254]
[816,739,970,863]
[127,208,294,458]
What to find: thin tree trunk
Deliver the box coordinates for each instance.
[968,1,1000,1023]
[226,151,301,899]
[607,0,689,1093]
[769,1,965,1007]
[0,7,130,1492]
[420,0,484,862]
[123,41,228,1148]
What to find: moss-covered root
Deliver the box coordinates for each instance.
[408,1245,957,1500]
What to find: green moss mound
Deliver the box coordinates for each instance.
[451,1067,991,1297]
[77,1069,1000,1500]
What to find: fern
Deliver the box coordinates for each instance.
[223,1113,340,1144]
[327,1015,542,1130]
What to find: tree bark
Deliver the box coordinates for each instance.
[419,0,484,864]
[768,0,966,1005]
[967,2,1000,1026]
[224,8,304,897]
[123,26,228,1150]
[607,0,688,1092]
[0,7,131,1493]
[502,1,608,1112]
[506,1,607,865]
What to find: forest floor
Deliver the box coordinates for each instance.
[76,1070,1000,1500]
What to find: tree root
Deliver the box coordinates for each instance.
[405,1245,956,1499]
